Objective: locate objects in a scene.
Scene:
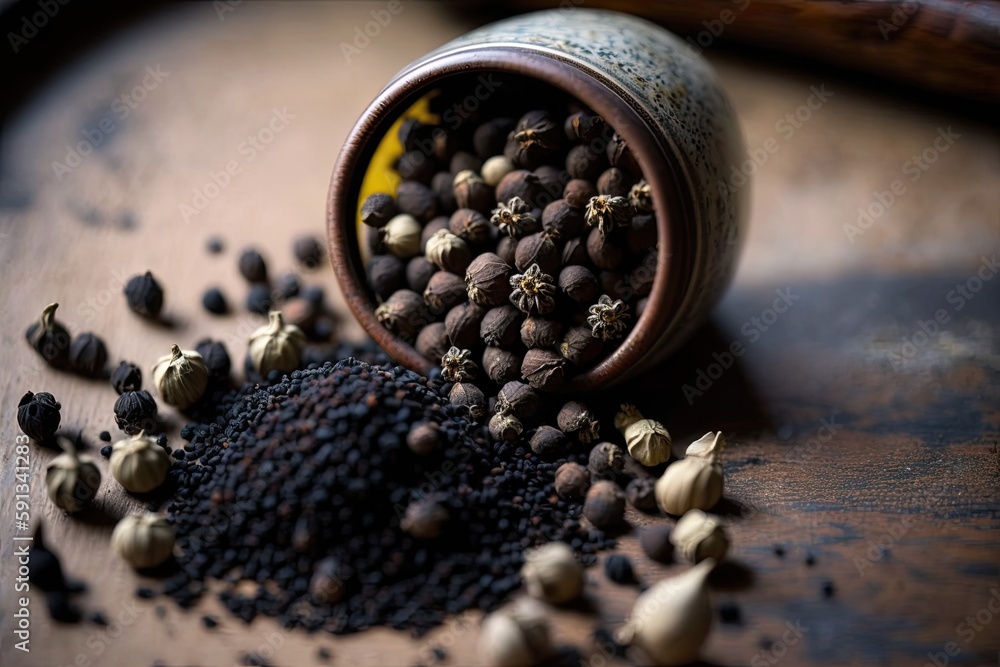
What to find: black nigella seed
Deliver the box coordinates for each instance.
[136,587,155,599]
[773,544,785,558]
[603,554,635,585]
[156,433,168,448]
[99,431,111,442]
[111,361,142,394]
[822,581,836,598]
[805,553,816,567]
[88,611,109,626]
[100,445,113,458]
[206,237,224,254]
[238,248,268,284]
[718,600,743,625]
[113,390,158,435]
[17,391,61,443]
[196,339,232,383]
[293,236,325,270]
[246,283,273,315]
[202,287,229,315]
[46,590,81,623]
[68,332,108,378]
[201,615,219,629]
[124,271,164,319]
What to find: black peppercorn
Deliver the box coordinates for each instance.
[495,380,539,421]
[407,421,440,456]
[541,199,584,239]
[561,237,590,267]
[367,254,407,300]
[640,525,674,563]
[604,554,635,584]
[396,180,438,222]
[238,249,268,284]
[482,347,523,385]
[375,289,428,340]
[557,401,600,443]
[453,170,494,212]
[360,193,398,228]
[416,323,451,362]
[559,265,598,304]
[113,390,158,435]
[100,445,112,458]
[606,132,639,174]
[584,480,626,528]
[99,431,112,442]
[293,236,325,270]
[395,150,436,184]
[432,172,458,213]
[202,287,228,315]
[506,109,562,169]
[448,209,491,244]
[554,462,591,499]
[68,332,108,378]
[274,272,301,300]
[496,236,518,266]
[206,237,224,254]
[562,179,596,209]
[520,317,563,349]
[124,272,164,319]
[626,477,657,512]
[565,144,607,182]
[406,256,438,294]
[564,111,605,143]
[529,425,568,456]
[559,325,603,366]
[17,391,61,443]
[25,303,71,368]
[480,305,523,347]
[514,232,560,276]
[495,169,540,206]
[111,361,142,394]
[628,213,658,255]
[473,117,514,159]
[420,216,450,253]
[520,348,566,391]
[449,151,482,176]
[423,271,467,315]
[532,165,568,206]
[489,412,523,442]
[466,254,513,308]
[588,442,625,477]
[195,339,231,383]
[246,283,273,315]
[586,227,623,271]
[596,168,630,198]
[444,302,485,349]
[401,497,450,539]
[449,382,486,421]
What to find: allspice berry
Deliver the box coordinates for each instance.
[238,248,268,284]
[376,289,427,340]
[113,390,158,435]
[381,214,423,258]
[46,442,101,512]
[152,345,209,409]
[596,167,630,198]
[425,229,472,275]
[554,462,590,499]
[520,317,562,349]
[495,381,539,421]
[483,347,523,384]
[449,209,491,244]
[360,192,398,228]
[586,226,624,270]
[68,332,108,378]
[474,117,515,159]
[406,256,438,293]
[449,382,487,421]
[557,401,600,444]
[584,480,626,528]
[496,169,539,205]
[480,305,523,347]
[25,303,71,368]
[416,323,451,362]
[588,442,625,477]
[432,172,458,212]
[400,497,449,539]
[521,348,566,391]
[496,236,518,265]
[445,302,485,349]
[626,477,657,512]
[514,232,560,276]
[562,178,595,209]
[396,180,438,222]
[453,170,493,211]
[541,199,584,239]
[247,311,306,377]
[529,426,567,456]
[293,235,325,270]
[124,272,164,319]
[17,391,61,443]
[424,271,467,314]
[420,216,450,252]
[111,513,175,569]
[560,326,603,367]
[489,412,523,442]
[558,265,598,304]
[407,422,440,456]
[367,254,406,300]
[640,524,675,563]
[110,361,142,394]
[466,253,513,307]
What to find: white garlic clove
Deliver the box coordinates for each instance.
[671,509,729,563]
[625,419,672,467]
[110,430,170,493]
[654,456,724,516]
[479,598,551,667]
[248,311,306,376]
[45,444,101,512]
[152,344,208,409]
[685,431,724,463]
[520,541,584,604]
[111,513,176,569]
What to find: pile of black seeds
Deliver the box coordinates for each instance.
[159,356,611,635]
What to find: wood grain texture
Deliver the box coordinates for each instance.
[1,3,998,666]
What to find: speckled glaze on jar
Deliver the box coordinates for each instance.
[328,9,747,391]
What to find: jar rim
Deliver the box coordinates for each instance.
[327,45,692,391]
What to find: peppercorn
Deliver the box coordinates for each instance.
[416,323,451,362]
[588,442,625,477]
[564,111,605,143]
[453,170,493,212]
[481,155,515,187]
[495,169,540,206]
[444,302,484,349]
[586,227,624,270]
[401,497,449,539]
[405,256,437,294]
[562,179,596,209]
[110,362,142,395]
[480,305,523,347]
[238,249,268,284]
[68,332,108,378]
[520,317,562,349]
[246,283,273,315]
[114,390,158,435]
[293,236,325,270]
[448,209,491,244]
[202,287,228,315]
[509,264,557,315]
[466,253,513,308]
[25,303,71,368]
[479,347,520,385]
[360,193,399,228]
[496,236,518,265]
[100,445,113,458]
[541,200,584,239]
[99,431,112,442]
[367,254,406,300]
[431,172,458,213]
[449,151,482,176]
[604,554,635,584]
[423,271,467,314]
[418,215,448,251]
[506,109,562,169]
[406,421,440,455]
[554,462,590,499]
[396,150,436,184]
[449,382,487,421]
[626,477,657,512]
[514,232,560,276]
[206,237,224,254]
[381,214,423,258]
[124,272,164,319]
[495,380,539,420]
[474,117,514,159]
[565,144,606,181]
[559,237,588,268]
[398,117,434,151]
[302,285,325,307]
[583,480,625,528]
[425,229,472,275]
[489,411,523,442]
[559,326,603,366]
[529,426,567,456]
[195,339,231,383]
[557,401,600,443]
[521,348,566,391]
[396,180,438,222]
[533,165,567,203]
[375,290,427,340]
[606,132,639,174]
[558,265,597,304]
[274,272,301,301]
[17,391,61,443]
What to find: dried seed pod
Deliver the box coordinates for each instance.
[46,442,101,512]
[520,348,566,391]
[563,178,596,209]
[598,270,631,302]
[496,236,518,265]
[482,155,516,187]
[671,509,730,563]
[597,167,630,198]
[449,382,487,421]
[626,477,658,513]
[25,303,71,368]
[17,391,61,443]
[617,560,715,666]
[559,326,603,367]
[489,412,523,442]
[111,430,171,493]
[247,311,306,377]
[483,347,523,384]
[432,172,458,213]
[606,132,639,174]
[420,216,450,252]
[583,480,626,528]
[558,265,598,304]
[124,272,165,319]
[114,390,158,435]
[588,441,625,477]
[450,151,482,175]
[586,227,624,270]
[654,432,725,515]
[375,289,428,340]
[425,229,472,275]
[453,170,494,212]
[541,199,584,239]
[495,381,539,421]
[615,404,672,467]
[423,271,467,314]
[360,193,398,228]
[495,169,540,205]
[514,232,560,276]
[406,255,438,294]
[407,422,440,455]
[415,323,451,362]
[565,144,607,181]
[585,195,630,237]
[396,150,436,184]
[506,109,562,168]
[111,513,175,570]
[561,237,589,267]
[557,401,600,443]
[440,346,478,383]
[473,117,515,160]
[381,214,423,259]
[444,302,485,349]
[491,196,539,239]
[396,180,438,222]
[564,111,605,143]
[400,497,449,539]
[367,254,407,300]
[293,235,325,270]
[67,332,108,378]
[529,425,568,456]
[630,179,654,212]
[532,165,567,203]
[195,339,232,383]
[628,213,658,255]
[480,305,523,347]
[521,542,584,604]
[587,294,631,341]
[520,317,562,349]
[466,253,513,307]
[509,264,556,315]
[246,283,273,315]
[152,345,208,409]
[479,598,552,667]
[554,462,590,499]
[449,208,491,244]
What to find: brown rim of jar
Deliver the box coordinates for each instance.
[327,47,694,392]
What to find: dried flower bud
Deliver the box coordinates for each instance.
[480,305,523,347]
[46,442,101,512]
[247,312,306,377]
[375,289,428,340]
[360,193,399,228]
[514,232,560,276]
[554,462,591,499]
[520,348,566,391]
[586,227,624,270]
[564,111,605,143]
[396,180,438,222]
[367,254,407,300]
[111,513,175,569]
[444,302,485,349]
[449,382,487,421]
[615,404,672,466]
[495,381,539,421]
[495,169,540,205]
[448,208,491,244]
[520,317,562,349]
[588,441,625,479]
[506,109,562,168]
[541,199,584,239]
[559,325,603,366]
[626,477,657,512]
[489,412,523,442]
[597,167,630,198]
[441,346,478,383]
[671,509,730,563]
[466,253,513,307]
[18,391,61,443]
[474,117,515,160]
[479,599,552,667]
[111,430,170,493]
[587,294,630,342]
[152,345,208,409]
[416,323,451,362]
[425,229,472,274]
[68,332,108,378]
[628,213,658,254]
[585,195,630,237]
[529,425,568,456]
[558,265,597,304]
[195,339,232,383]
[25,303,71,368]
[114,390,158,435]
[491,196,539,239]
[381,214,423,258]
[606,132,639,174]
[401,497,449,539]
[654,432,725,515]
[238,249,268,284]
[432,172,458,213]
[483,347,523,384]
[521,542,584,604]
[584,480,626,528]
[453,170,493,211]
[509,264,556,315]
[561,237,589,267]
[565,144,606,181]
[496,236,518,265]
[482,155,516,186]
[407,421,440,455]
[563,178,596,209]
[423,271,467,314]
[556,401,600,444]
[124,272,165,319]
[629,179,654,212]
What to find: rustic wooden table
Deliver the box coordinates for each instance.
[1,3,998,666]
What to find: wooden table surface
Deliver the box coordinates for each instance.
[1,3,998,666]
